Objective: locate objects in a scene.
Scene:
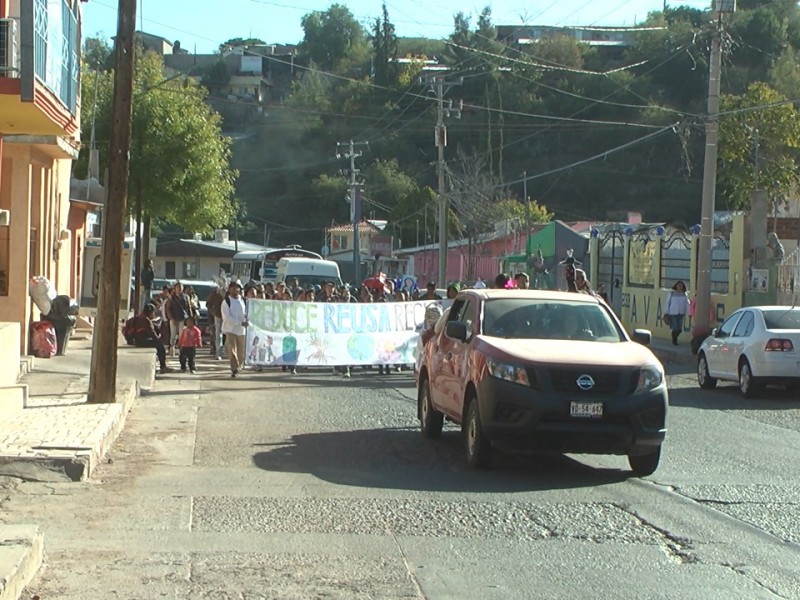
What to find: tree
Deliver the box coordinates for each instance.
[371,3,399,87]
[83,36,113,69]
[220,37,266,52]
[81,51,237,233]
[718,82,800,210]
[299,4,368,71]
[200,59,231,95]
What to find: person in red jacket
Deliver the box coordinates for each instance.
[178,316,203,373]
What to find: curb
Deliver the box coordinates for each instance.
[651,347,697,366]
[0,525,43,600]
[0,377,144,483]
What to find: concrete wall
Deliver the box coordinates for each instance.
[0,321,20,387]
[0,144,77,355]
[589,214,747,341]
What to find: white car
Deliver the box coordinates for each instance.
[697,305,800,397]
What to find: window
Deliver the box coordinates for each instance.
[219,263,231,276]
[716,313,741,339]
[732,311,754,338]
[182,262,197,278]
[762,308,800,330]
[458,300,475,340]
[165,261,176,279]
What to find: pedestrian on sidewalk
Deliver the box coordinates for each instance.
[178,316,203,373]
[206,280,225,360]
[167,282,190,357]
[133,304,172,374]
[221,281,248,378]
[665,280,689,346]
[141,258,155,310]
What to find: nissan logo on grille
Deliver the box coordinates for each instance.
[576,374,595,391]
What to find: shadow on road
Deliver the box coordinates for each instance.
[252,426,630,493]
[669,383,800,410]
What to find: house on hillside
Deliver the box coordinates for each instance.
[154,229,267,282]
[496,24,664,48]
[0,0,87,362]
[164,48,270,111]
[135,31,190,56]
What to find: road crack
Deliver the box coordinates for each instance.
[615,505,699,564]
[719,562,792,599]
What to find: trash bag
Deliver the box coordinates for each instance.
[29,276,56,315]
[50,294,71,317]
[30,321,57,359]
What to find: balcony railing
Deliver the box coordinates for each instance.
[15,0,79,114]
[0,18,20,76]
[32,0,79,113]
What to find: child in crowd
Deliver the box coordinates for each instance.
[178,316,203,373]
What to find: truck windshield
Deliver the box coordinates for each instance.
[482,298,623,342]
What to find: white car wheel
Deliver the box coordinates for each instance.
[739,359,761,399]
[697,353,717,390]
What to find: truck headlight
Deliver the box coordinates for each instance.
[487,358,530,386]
[636,365,663,392]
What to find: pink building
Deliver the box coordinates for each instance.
[398,230,523,285]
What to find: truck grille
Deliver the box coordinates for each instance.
[548,369,621,394]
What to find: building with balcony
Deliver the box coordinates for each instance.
[325,219,408,283]
[0,0,86,365]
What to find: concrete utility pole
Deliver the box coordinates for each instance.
[336,140,368,284]
[523,171,530,266]
[88,0,137,404]
[694,1,734,342]
[425,76,461,286]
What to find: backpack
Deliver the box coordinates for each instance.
[123,317,137,345]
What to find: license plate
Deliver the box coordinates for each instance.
[570,402,603,418]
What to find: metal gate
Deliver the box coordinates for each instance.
[777,247,800,305]
[660,230,692,291]
[596,229,624,314]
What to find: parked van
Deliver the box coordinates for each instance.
[275,257,342,288]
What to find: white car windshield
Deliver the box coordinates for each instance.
[482,298,624,342]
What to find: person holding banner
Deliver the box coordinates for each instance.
[221,281,248,378]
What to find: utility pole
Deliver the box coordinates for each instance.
[694,1,734,343]
[88,0,137,404]
[523,171,530,266]
[336,140,368,284]
[425,75,461,286]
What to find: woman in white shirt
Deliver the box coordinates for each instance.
[665,280,689,346]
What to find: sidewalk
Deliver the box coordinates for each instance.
[0,331,156,599]
[647,336,697,367]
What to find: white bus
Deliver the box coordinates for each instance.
[231,245,322,283]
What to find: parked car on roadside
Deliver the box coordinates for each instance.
[696,305,800,397]
[415,289,668,476]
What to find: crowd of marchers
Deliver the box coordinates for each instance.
[122,261,618,378]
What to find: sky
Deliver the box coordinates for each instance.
[82,0,713,53]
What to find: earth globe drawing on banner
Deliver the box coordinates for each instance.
[347,333,375,361]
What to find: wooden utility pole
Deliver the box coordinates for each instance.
[423,75,460,287]
[88,0,137,404]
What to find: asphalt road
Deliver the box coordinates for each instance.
[3,356,800,599]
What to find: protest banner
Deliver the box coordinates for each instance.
[244,300,437,367]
